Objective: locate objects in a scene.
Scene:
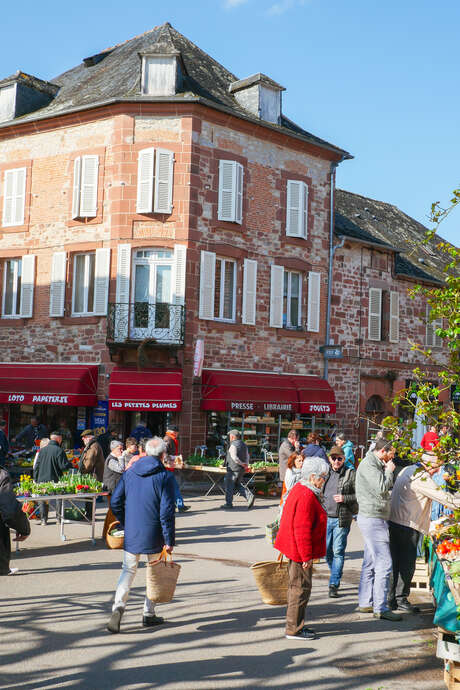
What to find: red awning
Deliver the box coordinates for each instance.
[295,376,336,415]
[0,364,99,407]
[201,370,336,415]
[109,367,182,411]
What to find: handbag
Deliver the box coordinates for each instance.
[146,547,181,603]
[265,517,280,545]
[251,552,288,605]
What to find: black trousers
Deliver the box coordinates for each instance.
[389,521,420,603]
[0,522,11,575]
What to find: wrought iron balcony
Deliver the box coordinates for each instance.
[107,302,185,346]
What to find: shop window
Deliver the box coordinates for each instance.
[2,258,22,317]
[283,270,301,328]
[214,258,236,322]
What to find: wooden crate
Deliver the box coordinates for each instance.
[410,559,430,591]
[444,660,460,689]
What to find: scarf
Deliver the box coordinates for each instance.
[300,479,325,506]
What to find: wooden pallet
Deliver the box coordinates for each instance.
[410,559,430,591]
[444,660,460,689]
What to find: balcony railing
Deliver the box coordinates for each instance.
[107,302,185,346]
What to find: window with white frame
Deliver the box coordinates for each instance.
[72,253,95,315]
[2,167,26,227]
[72,155,99,219]
[425,304,443,348]
[218,160,243,224]
[283,270,301,328]
[2,258,22,317]
[286,180,308,238]
[71,249,111,317]
[214,258,236,321]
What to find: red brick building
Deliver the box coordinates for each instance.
[0,23,352,456]
[0,24,451,457]
[329,189,450,450]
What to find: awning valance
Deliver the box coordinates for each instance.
[0,363,99,407]
[109,367,182,411]
[201,370,336,415]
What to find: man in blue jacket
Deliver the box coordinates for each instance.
[107,437,176,634]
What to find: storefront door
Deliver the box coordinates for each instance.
[131,249,174,340]
[124,411,168,441]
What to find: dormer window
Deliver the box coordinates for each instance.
[0,84,16,123]
[229,73,285,124]
[141,53,182,96]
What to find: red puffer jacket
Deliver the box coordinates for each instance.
[274,483,327,563]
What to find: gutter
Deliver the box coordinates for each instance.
[324,160,346,381]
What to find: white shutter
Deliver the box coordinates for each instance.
[71,157,82,219]
[242,258,257,325]
[389,291,399,343]
[307,271,321,332]
[13,168,26,226]
[426,304,443,348]
[93,248,111,316]
[286,180,301,237]
[302,183,308,238]
[172,244,187,305]
[115,244,131,341]
[136,147,154,213]
[49,252,67,317]
[79,155,99,217]
[218,160,236,222]
[368,287,382,341]
[269,264,284,328]
[20,254,35,318]
[2,169,15,226]
[286,180,307,238]
[235,162,243,224]
[154,148,174,214]
[199,250,216,320]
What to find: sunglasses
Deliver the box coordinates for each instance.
[330,455,345,461]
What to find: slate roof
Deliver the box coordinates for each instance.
[0,23,351,158]
[335,189,456,284]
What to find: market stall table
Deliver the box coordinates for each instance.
[183,464,279,497]
[16,492,109,546]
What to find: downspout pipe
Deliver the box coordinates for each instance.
[324,159,345,380]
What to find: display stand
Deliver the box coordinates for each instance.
[16,492,109,546]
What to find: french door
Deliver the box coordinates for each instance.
[130,249,173,340]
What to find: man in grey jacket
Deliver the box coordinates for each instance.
[355,438,401,621]
[221,430,254,510]
[278,430,299,482]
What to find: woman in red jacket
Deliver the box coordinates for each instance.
[274,456,329,641]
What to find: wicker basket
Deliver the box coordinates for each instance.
[146,547,181,603]
[105,521,124,550]
[251,554,288,605]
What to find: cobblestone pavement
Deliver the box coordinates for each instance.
[1,494,443,689]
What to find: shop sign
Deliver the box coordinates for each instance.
[304,403,334,413]
[91,400,109,433]
[229,401,295,413]
[5,393,70,405]
[110,400,181,410]
[193,339,205,378]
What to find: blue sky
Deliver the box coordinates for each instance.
[2,0,459,244]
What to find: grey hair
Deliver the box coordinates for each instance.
[301,456,329,481]
[335,431,346,441]
[110,440,123,451]
[146,437,167,457]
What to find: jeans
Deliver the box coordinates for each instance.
[112,550,161,616]
[389,521,420,604]
[225,467,252,506]
[326,517,350,587]
[172,475,184,509]
[357,514,393,613]
[285,560,313,635]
